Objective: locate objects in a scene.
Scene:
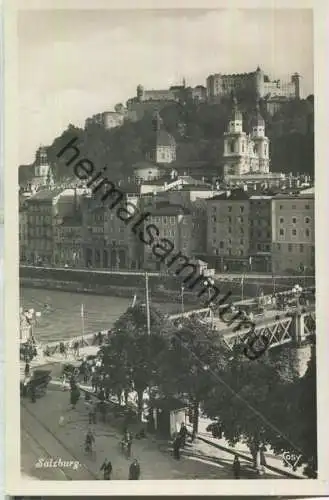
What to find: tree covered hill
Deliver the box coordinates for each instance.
[23,94,314,183]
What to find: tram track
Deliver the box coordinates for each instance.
[21,400,98,480]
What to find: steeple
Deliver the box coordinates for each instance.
[152,111,163,131]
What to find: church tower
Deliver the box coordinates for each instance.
[250,103,270,173]
[223,97,249,176]
[34,146,54,187]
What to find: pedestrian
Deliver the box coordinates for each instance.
[173,435,181,460]
[126,431,132,458]
[233,455,241,479]
[30,384,36,403]
[100,459,112,480]
[61,373,67,391]
[24,362,30,378]
[129,459,141,480]
[178,422,188,447]
[88,402,97,424]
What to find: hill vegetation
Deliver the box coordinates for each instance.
[24,93,314,183]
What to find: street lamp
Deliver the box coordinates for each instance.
[24,308,41,344]
[292,284,303,311]
[203,278,215,329]
[181,286,185,314]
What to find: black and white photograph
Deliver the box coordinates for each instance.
[4,1,329,496]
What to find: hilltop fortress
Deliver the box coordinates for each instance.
[85,66,302,129]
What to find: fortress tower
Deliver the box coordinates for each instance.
[33,146,54,188]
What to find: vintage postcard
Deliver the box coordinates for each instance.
[4,0,329,496]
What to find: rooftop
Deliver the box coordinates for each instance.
[208,188,250,202]
[146,201,191,216]
[27,187,66,202]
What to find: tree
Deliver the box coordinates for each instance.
[159,317,229,435]
[264,347,317,477]
[202,348,297,470]
[101,302,171,419]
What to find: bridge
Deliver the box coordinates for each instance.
[168,300,316,353]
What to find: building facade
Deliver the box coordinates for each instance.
[271,193,315,273]
[141,202,192,271]
[85,111,125,130]
[249,195,273,272]
[206,67,301,101]
[53,214,83,267]
[206,189,250,270]
[146,112,176,164]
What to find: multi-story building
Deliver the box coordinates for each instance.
[249,195,273,272]
[53,213,83,267]
[25,188,82,265]
[140,202,192,271]
[223,98,270,177]
[206,67,301,101]
[85,111,125,130]
[206,188,250,271]
[271,193,315,274]
[19,204,29,262]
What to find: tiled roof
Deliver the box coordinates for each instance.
[208,188,250,201]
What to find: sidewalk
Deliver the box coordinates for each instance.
[187,417,305,479]
[22,387,248,480]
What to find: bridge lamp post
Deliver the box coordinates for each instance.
[292,284,303,312]
[181,285,185,314]
[204,278,215,329]
[25,308,41,343]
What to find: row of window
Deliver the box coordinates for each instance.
[212,206,245,214]
[279,228,311,237]
[28,215,52,224]
[28,228,51,237]
[279,216,311,224]
[27,205,51,213]
[212,239,246,247]
[150,216,178,225]
[279,204,311,210]
[213,248,245,256]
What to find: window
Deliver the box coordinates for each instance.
[279,217,284,224]
[277,243,281,250]
[279,229,284,236]
[265,244,270,251]
[212,239,216,245]
[240,228,244,234]
[239,217,244,223]
[288,244,293,252]
[239,250,244,256]
[228,227,232,234]
[227,216,231,223]
[212,207,216,213]
[163,217,167,224]
[292,229,297,236]
[240,206,244,213]
[305,204,310,209]
[305,217,310,224]
[292,205,296,209]
[306,229,310,237]
[279,205,283,210]
[212,216,216,222]
[240,239,244,245]
[257,243,261,250]
[228,206,232,213]
[300,244,304,252]
[230,140,235,153]
[292,217,297,224]
[219,241,224,248]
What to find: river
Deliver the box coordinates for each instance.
[20,287,182,343]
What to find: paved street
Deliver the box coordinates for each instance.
[21,386,286,480]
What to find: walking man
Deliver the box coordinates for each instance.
[100,459,113,480]
[178,422,188,447]
[129,459,141,480]
[233,454,241,479]
[173,435,181,460]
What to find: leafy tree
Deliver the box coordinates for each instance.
[264,347,317,477]
[159,318,229,435]
[101,302,171,419]
[202,348,296,469]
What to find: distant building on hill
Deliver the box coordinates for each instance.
[206,66,301,102]
[85,110,125,129]
[19,146,54,193]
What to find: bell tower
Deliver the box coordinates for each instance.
[223,97,249,177]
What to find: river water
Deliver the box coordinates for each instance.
[20,287,181,343]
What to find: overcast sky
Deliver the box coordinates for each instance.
[18,8,313,165]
